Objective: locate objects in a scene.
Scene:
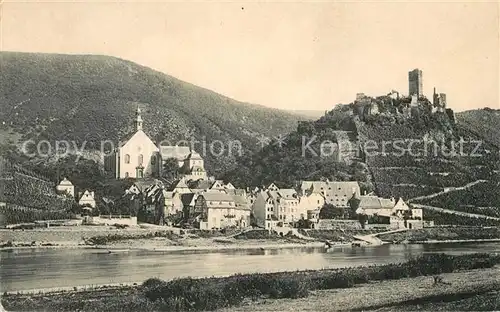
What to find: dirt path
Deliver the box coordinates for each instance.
[218,267,500,312]
[412,203,500,220]
[408,179,487,203]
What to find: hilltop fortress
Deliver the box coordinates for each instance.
[352,68,454,122]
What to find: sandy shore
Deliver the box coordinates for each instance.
[218,266,500,312]
[0,225,337,254]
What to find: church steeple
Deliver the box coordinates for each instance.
[135,106,143,131]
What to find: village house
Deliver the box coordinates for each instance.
[56,178,75,197]
[193,192,250,230]
[251,190,278,229]
[300,180,361,208]
[162,191,183,224]
[78,190,96,208]
[298,192,325,220]
[181,193,197,223]
[356,195,424,229]
[251,186,301,229]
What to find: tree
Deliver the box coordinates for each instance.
[162,157,180,180]
[358,214,367,229]
[319,204,344,219]
[296,218,312,229]
[347,194,361,220]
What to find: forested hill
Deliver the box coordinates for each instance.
[456,108,500,148]
[0,52,309,175]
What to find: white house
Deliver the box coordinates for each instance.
[356,195,395,217]
[194,192,250,230]
[56,178,75,197]
[298,193,325,220]
[78,190,96,208]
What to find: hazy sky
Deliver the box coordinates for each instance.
[2,1,499,112]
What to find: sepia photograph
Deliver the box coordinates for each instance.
[0,0,499,311]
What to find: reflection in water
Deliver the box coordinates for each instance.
[1,242,499,292]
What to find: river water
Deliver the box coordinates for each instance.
[1,242,499,292]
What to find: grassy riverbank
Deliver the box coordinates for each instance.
[2,253,499,311]
[378,226,500,243]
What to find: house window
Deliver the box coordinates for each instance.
[138,154,144,165]
[125,154,130,164]
[125,172,129,178]
[151,156,156,165]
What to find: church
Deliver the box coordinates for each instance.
[104,107,207,180]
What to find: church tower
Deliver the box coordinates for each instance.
[135,106,143,131]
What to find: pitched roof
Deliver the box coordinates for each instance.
[359,195,394,209]
[118,131,138,147]
[135,179,160,192]
[173,178,189,189]
[188,179,213,190]
[277,189,297,199]
[200,192,235,202]
[186,151,203,160]
[224,188,246,196]
[231,195,251,210]
[159,145,191,160]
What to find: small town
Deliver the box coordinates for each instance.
[3,69,437,238]
[1,2,499,312]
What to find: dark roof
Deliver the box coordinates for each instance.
[188,180,213,190]
[180,193,195,206]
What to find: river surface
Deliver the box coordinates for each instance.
[1,242,500,292]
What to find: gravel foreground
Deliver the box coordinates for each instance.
[218,266,500,312]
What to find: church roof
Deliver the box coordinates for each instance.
[159,146,191,160]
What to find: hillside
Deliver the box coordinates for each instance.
[0,52,309,176]
[456,108,500,148]
[288,110,325,119]
[0,157,76,225]
[223,100,500,224]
